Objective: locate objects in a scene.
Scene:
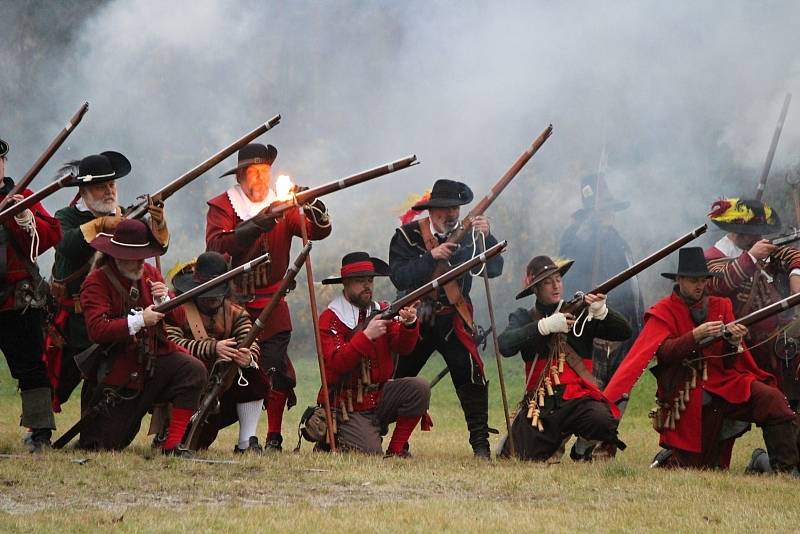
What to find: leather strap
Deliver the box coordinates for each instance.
[557,335,600,388]
[183,301,210,341]
[417,217,475,329]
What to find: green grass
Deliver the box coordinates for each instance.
[0,353,797,533]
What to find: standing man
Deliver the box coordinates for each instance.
[704,198,800,403]
[316,252,428,456]
[47,151,168,411]
[389,179,503,458]
[0,136,63,452]
[206,143,331,451]
[604,248,798,473]
[165,251,267,453]
[497,255,630,461]
[79,219,206,452]
[559,174,643,387]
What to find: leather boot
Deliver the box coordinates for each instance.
[456,383,491,459]
[744,448,773,475]
[762,421,800,474]
[20,388,55,453]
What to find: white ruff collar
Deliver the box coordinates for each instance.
[226,184,276,221]
[714,235,743,258]
[328,293,379,330]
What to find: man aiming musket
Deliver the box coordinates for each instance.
[206,142,416,451]
[604,248,799,474]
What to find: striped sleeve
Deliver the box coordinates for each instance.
[233,310,261,361]
[164,323,217,365]
[773,246,800,273]
[706,252,757,296]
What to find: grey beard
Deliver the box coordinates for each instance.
[84,195,118,215]
[114,259,143,281]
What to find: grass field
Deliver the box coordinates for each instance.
[0,351,797,533]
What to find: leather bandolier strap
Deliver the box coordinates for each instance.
[417,217,475,330]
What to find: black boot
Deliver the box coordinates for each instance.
[456,383,491,459]
[266,432,283,452]
[20,388,56,453]
[762,421,800,474]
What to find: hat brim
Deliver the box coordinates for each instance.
[90,233,165,260]
[572,200,630,218]
[0,139,9,157]
[709,219,781,236]
[321,257,391,285]
[660,271,722,280]
[412,197,472,211]
[515,259,575,300]
[172,272,230,297]
[219,146,278,178]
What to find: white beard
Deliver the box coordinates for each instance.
[83,194,118,215]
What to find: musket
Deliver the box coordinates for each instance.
[181,243,311,451]
[0,102,89,212]
[561,224,708,315]
[767,228,800,247]
[52,373,139,449]
[429,126,552,281]
[151,252,270,314]
[755,93,792,201]
[360,240,508,328]
[124,115,281,220]
[698,291,800,347]
[0,172,77,225]
[258,155,419,223]
[429,326,494,389]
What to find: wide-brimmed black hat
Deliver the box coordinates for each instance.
[321,251,391,285]
[0,138,9,158]
[661,247,721,280]
[219,143,278,178]
[707,197,781,236]
[412,179,474,211]
[68,151,132,186]
[572,174,630,217]
[516,256,575,300]
[90,219,165,260]
[172,251,230,298]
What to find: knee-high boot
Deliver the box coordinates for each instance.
[456,383,491,459]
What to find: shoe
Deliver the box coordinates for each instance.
[570,442,595,462]
[266,432,283,452]
[162,446,194,458]
[234,436,264,454]
[23,429,52,454]
[745,448,773,475]
[649,448,673,468]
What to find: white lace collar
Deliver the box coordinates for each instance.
[714,235,742,258]
[226,184,276,222]
[327,293,379,329]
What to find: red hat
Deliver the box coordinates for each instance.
[90,219,165,260]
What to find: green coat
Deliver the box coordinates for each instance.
[52,205,97,349]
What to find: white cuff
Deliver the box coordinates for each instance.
[128,310,146,335]
[790,269,800,278]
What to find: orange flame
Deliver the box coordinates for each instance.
[275,174,294,201]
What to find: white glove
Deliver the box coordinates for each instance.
[537,313,570,335]
[587,297,608,320]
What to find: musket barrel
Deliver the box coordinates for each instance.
[590,224,708,296]
[700,292,800,347]
[0,174,74,225]
[124,114,282,220]
[261,155,418,222]
[153,252,270,313]
[0,102,90,212]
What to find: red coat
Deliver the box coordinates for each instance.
[81,261,186,388]
[604,292,772,453]
[0,184,62,310]
[205,191,331,341]
[316,302,419,411]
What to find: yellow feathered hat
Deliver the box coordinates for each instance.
[708,197,781,235]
